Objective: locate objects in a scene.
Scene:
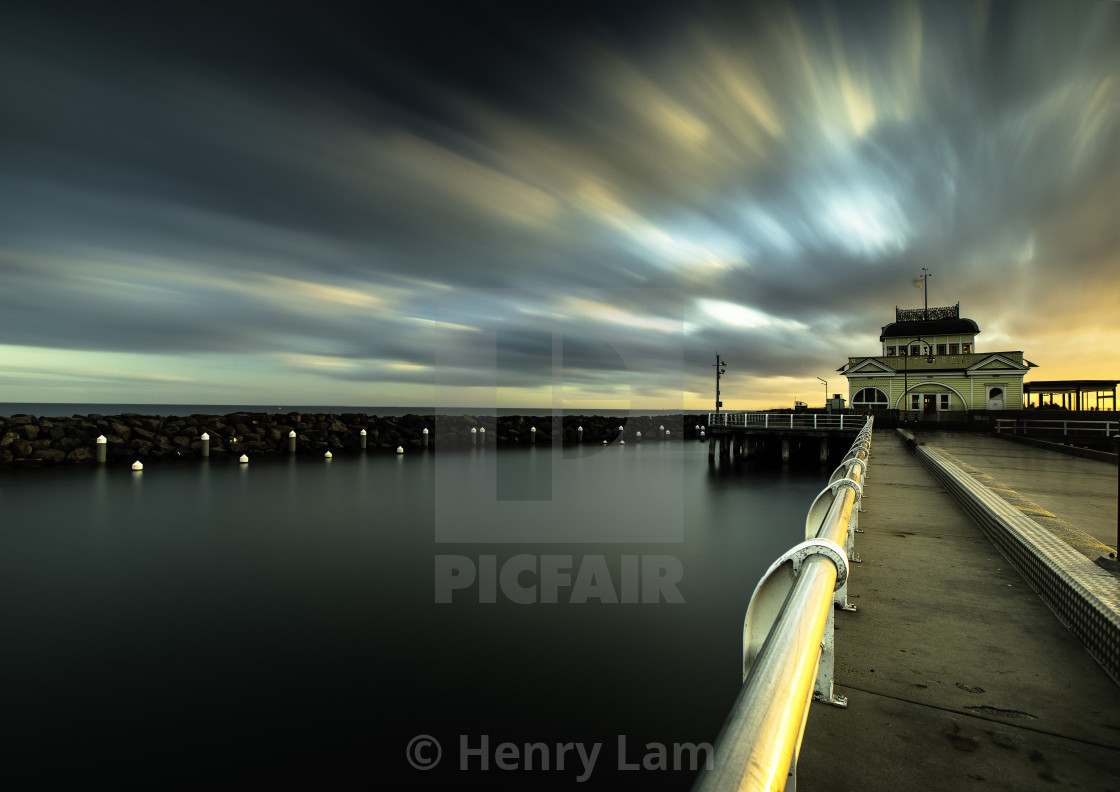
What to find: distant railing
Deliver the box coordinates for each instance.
[995,418,1118,438]
[708,412,869,430]
[692,420,873,792]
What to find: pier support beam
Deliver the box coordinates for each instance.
[820,438,829,465]
[781,437,790,464]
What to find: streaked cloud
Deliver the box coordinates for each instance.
[0,1,1117,409]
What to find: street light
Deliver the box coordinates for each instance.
[901,338,936,420]
[816,377,827,409]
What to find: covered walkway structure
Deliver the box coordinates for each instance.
[1025,379,1118,411]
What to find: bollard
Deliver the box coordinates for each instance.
[666,429,671,441]
[201,432,210,458]
[288,430,297,454]
[636,431,642,443]
[530,426,536,445]
[360,428,367,450]
[422,427,429,448]
[659,425,665,441]
[479,427,486,445]
[396,445,404,454]
[96,435,107,464]
[578,426,583,443]
[324,451,332,459]
[695,424,700,437]
[239,454,249,464]
[131,460,143,471]
[471,427,478,446]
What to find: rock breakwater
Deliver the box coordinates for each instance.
[0,412,710,467]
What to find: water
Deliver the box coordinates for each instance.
[0,441,827,789]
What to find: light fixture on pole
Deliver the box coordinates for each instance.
[714,354,727,420]
[816,377,827,408]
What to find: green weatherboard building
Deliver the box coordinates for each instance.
[840,304,1037,416]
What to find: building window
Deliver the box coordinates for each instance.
[853,388,888,405]
[910,344,920,356]
[940,394,950,410]
[897,345,907,356]
[962,342,972,353]
[937,344,947,355]
[910,393,920,410]
[885,346,896,356]
[948,343,959,354]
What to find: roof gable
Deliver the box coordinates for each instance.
[844,358,896,376]
[966,354,1028,373]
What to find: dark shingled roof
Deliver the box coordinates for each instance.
[880,318,980,340]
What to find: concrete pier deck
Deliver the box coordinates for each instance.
[911,430,1117,554]
[797,430,1120,791]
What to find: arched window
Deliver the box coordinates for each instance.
[853,388,888,405]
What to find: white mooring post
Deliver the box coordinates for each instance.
[201,432,210,458]
[359,429,367,450]
[659,425,665,441]
[665,429,671,441]
[479,427,485,445]
[530,426,537,445]
[324,451,332,460]
[636,431,642,443]
[96,435,107,464]
[422,427,429,448]
[131,460,143,471]
[577,426,583,443]
[471,427,478,446]
[288,430,297,454]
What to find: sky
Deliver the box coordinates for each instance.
[1,0,1118,411]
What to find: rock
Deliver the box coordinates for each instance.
[66,447,96,463]
[30,448,67,464]
[11,440,33,458]
[0,431,19,448]
[19,424,40,441]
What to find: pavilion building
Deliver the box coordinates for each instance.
[839,304,1037,417]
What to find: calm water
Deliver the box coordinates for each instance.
[0,441,828,789]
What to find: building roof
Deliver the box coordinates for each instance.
[880,317,980,340]
[1024,380,1120,393]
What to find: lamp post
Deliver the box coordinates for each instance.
[902,337,935,421]
[713,354,727,422]
[816,377,827,410]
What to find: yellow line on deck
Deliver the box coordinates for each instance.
[1016,506,1056,517]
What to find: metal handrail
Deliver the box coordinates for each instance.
[693,422,871,792]
[995,418,1118,436]
[708,412,868,430]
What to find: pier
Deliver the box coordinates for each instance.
[706,411,866,464]
[697,427,1120,790]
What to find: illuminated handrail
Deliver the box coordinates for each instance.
[693,420,872,792]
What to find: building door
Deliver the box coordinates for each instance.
[923,394,937,414]
[987,387,1005,410]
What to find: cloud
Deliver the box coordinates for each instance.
[0,1,1117,407]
